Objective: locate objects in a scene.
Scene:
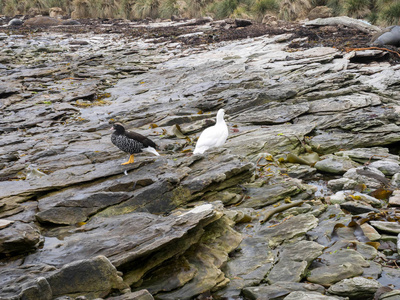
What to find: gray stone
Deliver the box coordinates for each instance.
[0,221,43,255]
[340,201,380,214]
[388,190,400,206]
[369,160,400,176]
[216,235,276,298]
[102,290,154,300]
[283,290,340,300]
[318,249,370,268]
[362,261,382,280]
[379,290,400,300]
[378,267,400,288]
[315,154,359,174]
[231,102,309,125]
[327,177,358,192]
[240,180,305,208]
[307,263,364,286]
[328,191,346,204]
[360,223,382,241]
[336,147,399,164]
[328,277,382,299]
[390,173,400,188]
[267,241,324,283]
[260,214,319,248]
[370,221,400,234]
[242,282,325,300]
[343,166,389,189]
[46,255,128,298]
[19,277,52,300]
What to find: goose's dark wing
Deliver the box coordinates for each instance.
[125,131,157,148]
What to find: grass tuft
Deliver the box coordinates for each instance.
[343,0,371,18]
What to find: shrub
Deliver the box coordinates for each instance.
[159,0,180,18]
[132,0,160,19]
[343,0,371,18]
[252,0,279,20]
[379,1,400,25]
[212,0,239,19]
[279,0,311,21]
[326,0,342,16]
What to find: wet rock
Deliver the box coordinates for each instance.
[231,102,309,125]
[242,282,326,300]
[327,277,381,299]
[215,231,275,298]
[314,154,360,174]
[284,291,339,300]
[342,166,389,189]
[46,255,128,298]
[267,241,324,283]
[307,263,364,286]
[19,276,52,300]
[340,201,380,214]
[260,213,319,248]
[360,223,382,241]
[318,249,370,268]
[327,177,358,192]
[363,261,382,280]
[370,221,400,234]
[388,190,400,206]
[0,221,43,255]
[336,147,399,164]
[380,291,400,300]
[369,160,400,176]
[107,290,154,300]
[378,267,400,289]
[328,191,346,204]
[153,216,241,299]
[240,179,305,208]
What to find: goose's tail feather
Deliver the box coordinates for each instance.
[142,146,160,156]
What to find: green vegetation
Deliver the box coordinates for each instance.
[343,0,370,18]
[1,0,399,25]
[378,0,400,25]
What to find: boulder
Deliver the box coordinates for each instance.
[45,255,128,298]
[327,277,381,299]
[0,221,42,255]
[49,7,63,18]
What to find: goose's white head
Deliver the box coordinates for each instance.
[216,108,226,123]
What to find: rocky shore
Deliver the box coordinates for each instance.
[0,16,400,300]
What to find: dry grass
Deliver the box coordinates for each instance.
[343,0,371,18]
[278,0,312,21]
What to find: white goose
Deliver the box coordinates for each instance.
[193,109,229,154]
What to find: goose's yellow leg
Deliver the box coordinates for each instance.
[121,154,135,165]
